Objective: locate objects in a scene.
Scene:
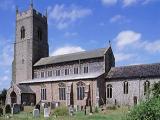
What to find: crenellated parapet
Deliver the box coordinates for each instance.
[16,8,47,22]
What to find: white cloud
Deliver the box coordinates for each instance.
[122,0,138,7]
[51,46,85,56]
[1,76,9,82]
[101,0,153,7]
[110,15,124,23]
[48,4,92,30]
[115,53,135,62]
[0,75,10,86]
[143,40,160,53]
[101,0,118,5]
[142,0,153,4]
[0,38,13,66]
[115,30,141,48]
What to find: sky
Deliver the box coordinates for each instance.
[0,0,160,90]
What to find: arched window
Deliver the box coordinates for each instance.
[107,84,112,98]
[124,81,128,94]
[21,26,25,39]
[37,28,42,41]
[41,85,47,100]
[59,83,66,100]
[144,81,150,95]
[77,81,85,100]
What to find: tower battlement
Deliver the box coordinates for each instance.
[16,8,47,22]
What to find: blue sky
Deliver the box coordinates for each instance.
[0,0,160,90]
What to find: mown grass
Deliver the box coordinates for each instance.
[0,107,127,120]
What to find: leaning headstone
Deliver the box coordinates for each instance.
[44,108,50,118]
[33,109,39,117]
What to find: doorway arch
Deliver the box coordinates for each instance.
[10,91,17,104]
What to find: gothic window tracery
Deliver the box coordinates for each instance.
[77,81,85,100]
[59,83,66,100]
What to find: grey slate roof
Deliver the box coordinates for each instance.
[34,47,108,66]
[106,63,160,80]
[17,85,34,93]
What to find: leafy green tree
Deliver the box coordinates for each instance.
[152,81,160,98]
[126,82,160,120]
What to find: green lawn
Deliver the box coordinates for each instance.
[0,107,127,120]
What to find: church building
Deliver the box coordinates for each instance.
[6,4,160,108]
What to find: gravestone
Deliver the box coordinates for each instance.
[33,109,39,117]
[12,104,20,114]
[74,105,78,112]
[44,108,50,118]
[69,106,74,116]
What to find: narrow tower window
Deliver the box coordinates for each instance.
[21,26,25,39]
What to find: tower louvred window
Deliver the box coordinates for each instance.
[37,28,42,41]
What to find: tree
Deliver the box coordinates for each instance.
[152,81,160,98]
[0,89,7,105]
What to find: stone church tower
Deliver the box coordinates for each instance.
[12,4,49,84]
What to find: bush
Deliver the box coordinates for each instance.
[0,107,3,116]
[5,104,11,114]
[152,81,160,98]
[126,97,160,120]
[53,106,68,116]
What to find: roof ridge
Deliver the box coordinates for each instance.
[43,47,107,59]
[112,63,160,69]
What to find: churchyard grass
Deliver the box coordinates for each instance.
[0,107,127,120]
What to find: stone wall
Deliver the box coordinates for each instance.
[106,78,160,106]
[29,79,98,107]
[33,58,105,79]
